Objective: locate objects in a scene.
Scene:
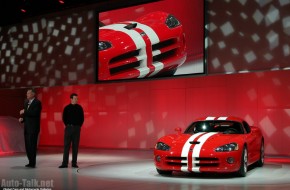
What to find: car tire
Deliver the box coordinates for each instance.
[256,140,264,167]
[237,147,248,177]
[156,168,172,175]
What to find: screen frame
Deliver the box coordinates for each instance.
[96,0,207,83]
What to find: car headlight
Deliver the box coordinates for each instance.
[215,143,239,152]
[155,142,170,151]
[165,14,180,28]
[99,41,112,51]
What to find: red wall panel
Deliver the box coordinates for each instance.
[0,89,26,117]
[32,69,290,156]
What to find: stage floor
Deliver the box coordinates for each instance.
[1,147,290,190]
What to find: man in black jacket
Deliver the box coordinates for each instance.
[59,93,84,168]
[19,88,42,168]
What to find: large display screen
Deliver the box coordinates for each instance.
[98,0,204,81]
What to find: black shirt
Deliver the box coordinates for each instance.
[62,104,84,126]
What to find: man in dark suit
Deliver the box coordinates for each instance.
[19,88,42,168]
[59,93,84,168]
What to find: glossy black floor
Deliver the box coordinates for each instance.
[1,147,290,190]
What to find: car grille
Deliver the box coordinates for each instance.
[152,39,177,63]
[107,38,180,76]
[109,50,141,75]
[195,157,219,167]
[166,156,187,166]
[165,156,220,167]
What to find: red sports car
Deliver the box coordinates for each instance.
[154,116,264,177]
[98,11,186,80]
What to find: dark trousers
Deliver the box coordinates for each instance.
[24,131,39,166]
[62,125,81,165]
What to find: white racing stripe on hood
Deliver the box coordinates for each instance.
[101,23,145,49]
[191,132,217,172]
[134,22,161,77]
[205,116,229,120]
[134,22,160,44]
[180,133,205,172]
[205,117,215,120]
[101,23,150,77]
[181,132,218,172]
[218,117,228,120]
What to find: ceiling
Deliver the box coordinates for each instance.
[0,0,100,27]
[0,0,160,27]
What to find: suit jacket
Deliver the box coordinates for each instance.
[23,98,42,134]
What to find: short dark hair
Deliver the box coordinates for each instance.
[27,88,36,94]
[70,93,78,99]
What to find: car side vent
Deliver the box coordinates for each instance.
[124,23,137,30]
[189,141,200,144]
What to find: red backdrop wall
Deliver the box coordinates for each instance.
[35,69,290,156]
[1,0,290,157]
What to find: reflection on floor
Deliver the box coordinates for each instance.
[1,147,290,190]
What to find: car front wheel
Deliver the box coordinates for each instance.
[237,147,248,177]
[256,140,264,167]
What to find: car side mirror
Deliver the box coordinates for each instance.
[175,127,182,134]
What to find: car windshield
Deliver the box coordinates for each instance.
[184,121,244,134]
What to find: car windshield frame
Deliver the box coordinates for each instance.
[184,120,245,134]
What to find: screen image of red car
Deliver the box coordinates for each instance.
[154,116,264,177]
[98,11,186,80]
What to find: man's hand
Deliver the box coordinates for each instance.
[20,109,24,115]
[19,118,23,123]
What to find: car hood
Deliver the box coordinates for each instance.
[99,24,132,41]
[158,132,244,151]
[99,22,151,53]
